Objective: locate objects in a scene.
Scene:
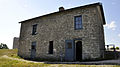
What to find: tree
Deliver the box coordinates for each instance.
[0,44,2,49]
[116,47,119,50]
[0,43,9,49]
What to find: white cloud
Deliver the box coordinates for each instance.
[118,34,120,37]
[104,21,116,30]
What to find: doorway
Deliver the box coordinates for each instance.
[76,41,82,61]
[65,39,82,61]
[31,42,36,59]
[65,40,74,61]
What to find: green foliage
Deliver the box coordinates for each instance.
[0,43,9,49]
[116,47,119,50]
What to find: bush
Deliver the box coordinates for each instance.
[0,43,9,49]
[116,47,119,50]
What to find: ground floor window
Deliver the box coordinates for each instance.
[48,41,53,54]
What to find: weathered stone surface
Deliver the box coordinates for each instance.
[13,37,19,49]
[18,3,106,61]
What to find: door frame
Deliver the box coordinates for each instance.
[31,42,36,59]
[65,40,74,61]
[65,38,82,61]
[73,38,82,61]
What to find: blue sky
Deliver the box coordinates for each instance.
[0,0,120,49]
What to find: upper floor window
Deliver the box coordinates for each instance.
[32,24,37,35]
[74,15,82,30]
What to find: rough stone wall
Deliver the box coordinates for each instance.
[13,37,19,49]
[18,5,105,60]
[95,6,105,59]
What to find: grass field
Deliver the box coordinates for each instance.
[0,49,120,67]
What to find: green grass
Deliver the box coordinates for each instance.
[0,49,50,67]
[0,58,50,67]
[0,49,17,57]
[0,49,120,67]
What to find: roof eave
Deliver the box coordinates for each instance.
[19,2,106,24]
[99,3,106,25]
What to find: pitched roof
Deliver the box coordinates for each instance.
[19,2,106,24]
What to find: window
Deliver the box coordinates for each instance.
[74,15,82,29]
[49,41,53,54]
[32,24,37,35]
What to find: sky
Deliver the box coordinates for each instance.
[0,0,120,49]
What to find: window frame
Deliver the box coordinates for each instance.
[32,24,37,35]
[74,15,83,30]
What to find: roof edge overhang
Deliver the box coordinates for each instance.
[19,2,106,24]
[99,3,106,25]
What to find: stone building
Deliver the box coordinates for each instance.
[13,37,19,49]
[18,2,106,61]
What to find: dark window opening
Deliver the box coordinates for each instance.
[74,15,82,30]
[49,41,53,54]
[32,24,37,35]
